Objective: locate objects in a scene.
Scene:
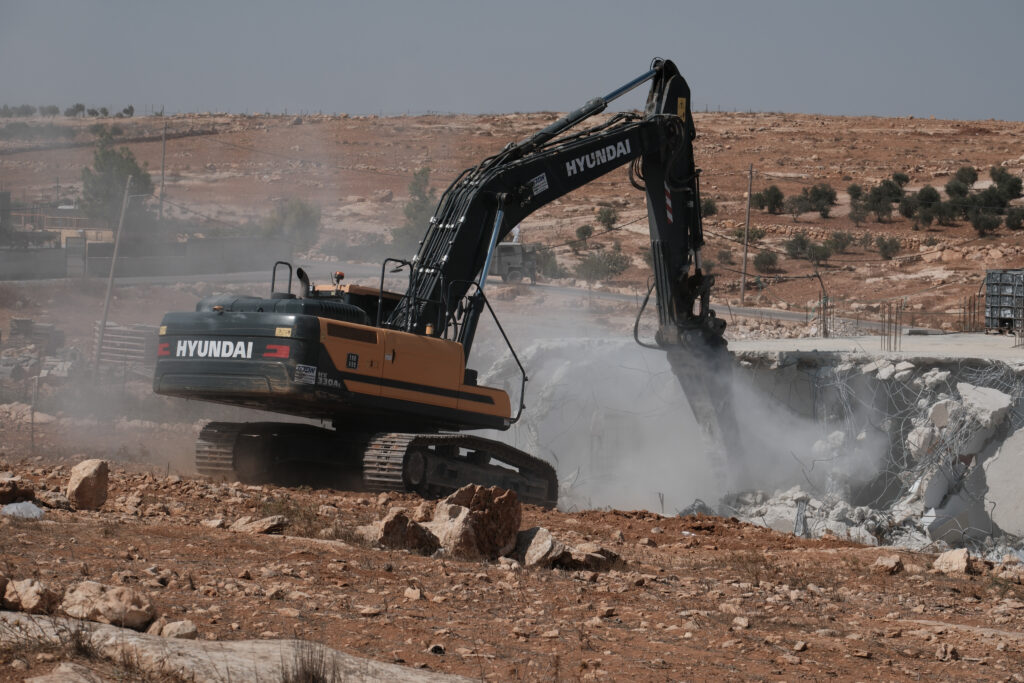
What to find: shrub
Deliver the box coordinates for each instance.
[784,195,811,221]
[865,186,893,222]
[536,249,569,277]
[717,248,734,265]
[391,167,435,253]
[1006,207,1024,231]
[39,105,59,117]
[891,172,910,188]
[898,195,919,219]
[264,198,321,249]
[847,183,864,201]
[81,137,155,227]
[858,232,874,248]
[923,235,939,246]
[750,191,766,210]
[849,200,869,226]
[805,183,837,218]
[916,185,941,208]
[877,178,903,203]
[971,212,1001,236]
[933,201,958,226]
[824,231,854,253]
[944,178,969,199]
[701,197,718,217]
[733,226,766,242]
[596,206,619,231]
[806,243,832,266]
[955,165,978,188]
[876,236,901,260]
[762,185,784,214]
[575,250,630,284]
[753,251,777,273]
[784,231,810,258]
[575,223,594,247]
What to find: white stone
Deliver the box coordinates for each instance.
[957,383,1012,429]
[905,425,936,460]
[61,581,155,631]
[984,427,1024,536]
[162,620,198,639]
[929,400,956,429]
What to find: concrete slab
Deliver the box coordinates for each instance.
[730,332,1024,363]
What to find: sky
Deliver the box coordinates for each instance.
[1,0,1022,121]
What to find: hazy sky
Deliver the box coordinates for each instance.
[2,0,1021,120]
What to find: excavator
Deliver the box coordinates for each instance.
[152,58,741,508]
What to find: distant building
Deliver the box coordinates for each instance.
[9,206,113,245]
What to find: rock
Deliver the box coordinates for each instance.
[928,399,956,429]
[0,477,34,504]
[985,427,1024,536]
[34,490,71,510]
[1,501,44,519]
[3,579,58,614]
[372,189,393,203]
[404,587,422,601]
[231,515,287,534]
[200,517,225,529]
[516,527,568,568]
[568,542,622,571]
[162,620,198,639]
[66,460,109,511]
[425,485,521,560]
[61,581,155,630]
[146,617,168,635]
[872,554,903,575]
[732,616,750,630]
[932,548,978,575]
[374,508,439,555]
[2,611,469,682]
[905,425,936,460]
[923,493,991,545]
[24,661,107,683]
[410,501,433,523]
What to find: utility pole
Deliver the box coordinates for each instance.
[159,121,167,222]
[95,175,132,374]
[740,164,753,304]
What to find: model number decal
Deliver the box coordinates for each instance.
[176,340,253,359]
[294,364,316,385]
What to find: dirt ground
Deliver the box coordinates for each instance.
[4,442,1024,682]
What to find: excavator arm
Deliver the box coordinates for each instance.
[386,59,723,356]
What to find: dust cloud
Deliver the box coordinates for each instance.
[471,303,889,514]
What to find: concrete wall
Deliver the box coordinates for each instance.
[0,247,68,279]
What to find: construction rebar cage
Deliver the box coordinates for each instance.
[984,269,1024,333]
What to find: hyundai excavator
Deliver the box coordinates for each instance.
[152,58,741,508]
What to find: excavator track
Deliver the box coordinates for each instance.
[195,422,240,479]
[362,433,558,508]
[194,422,558,508]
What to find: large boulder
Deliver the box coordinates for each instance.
[932,548,979,575]
[370,508,440,555]
[66,460,109,511]
[61,581,155,630]
[3,579,58,614]
[425,485,521,560]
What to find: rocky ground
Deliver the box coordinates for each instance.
[3,452,1024,681]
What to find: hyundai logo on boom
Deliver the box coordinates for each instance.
[565,140,631,177]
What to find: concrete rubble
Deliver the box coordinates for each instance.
[716,352,1024,557]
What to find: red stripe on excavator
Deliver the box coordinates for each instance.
[263,344,290,359]
[158,342,170,357]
